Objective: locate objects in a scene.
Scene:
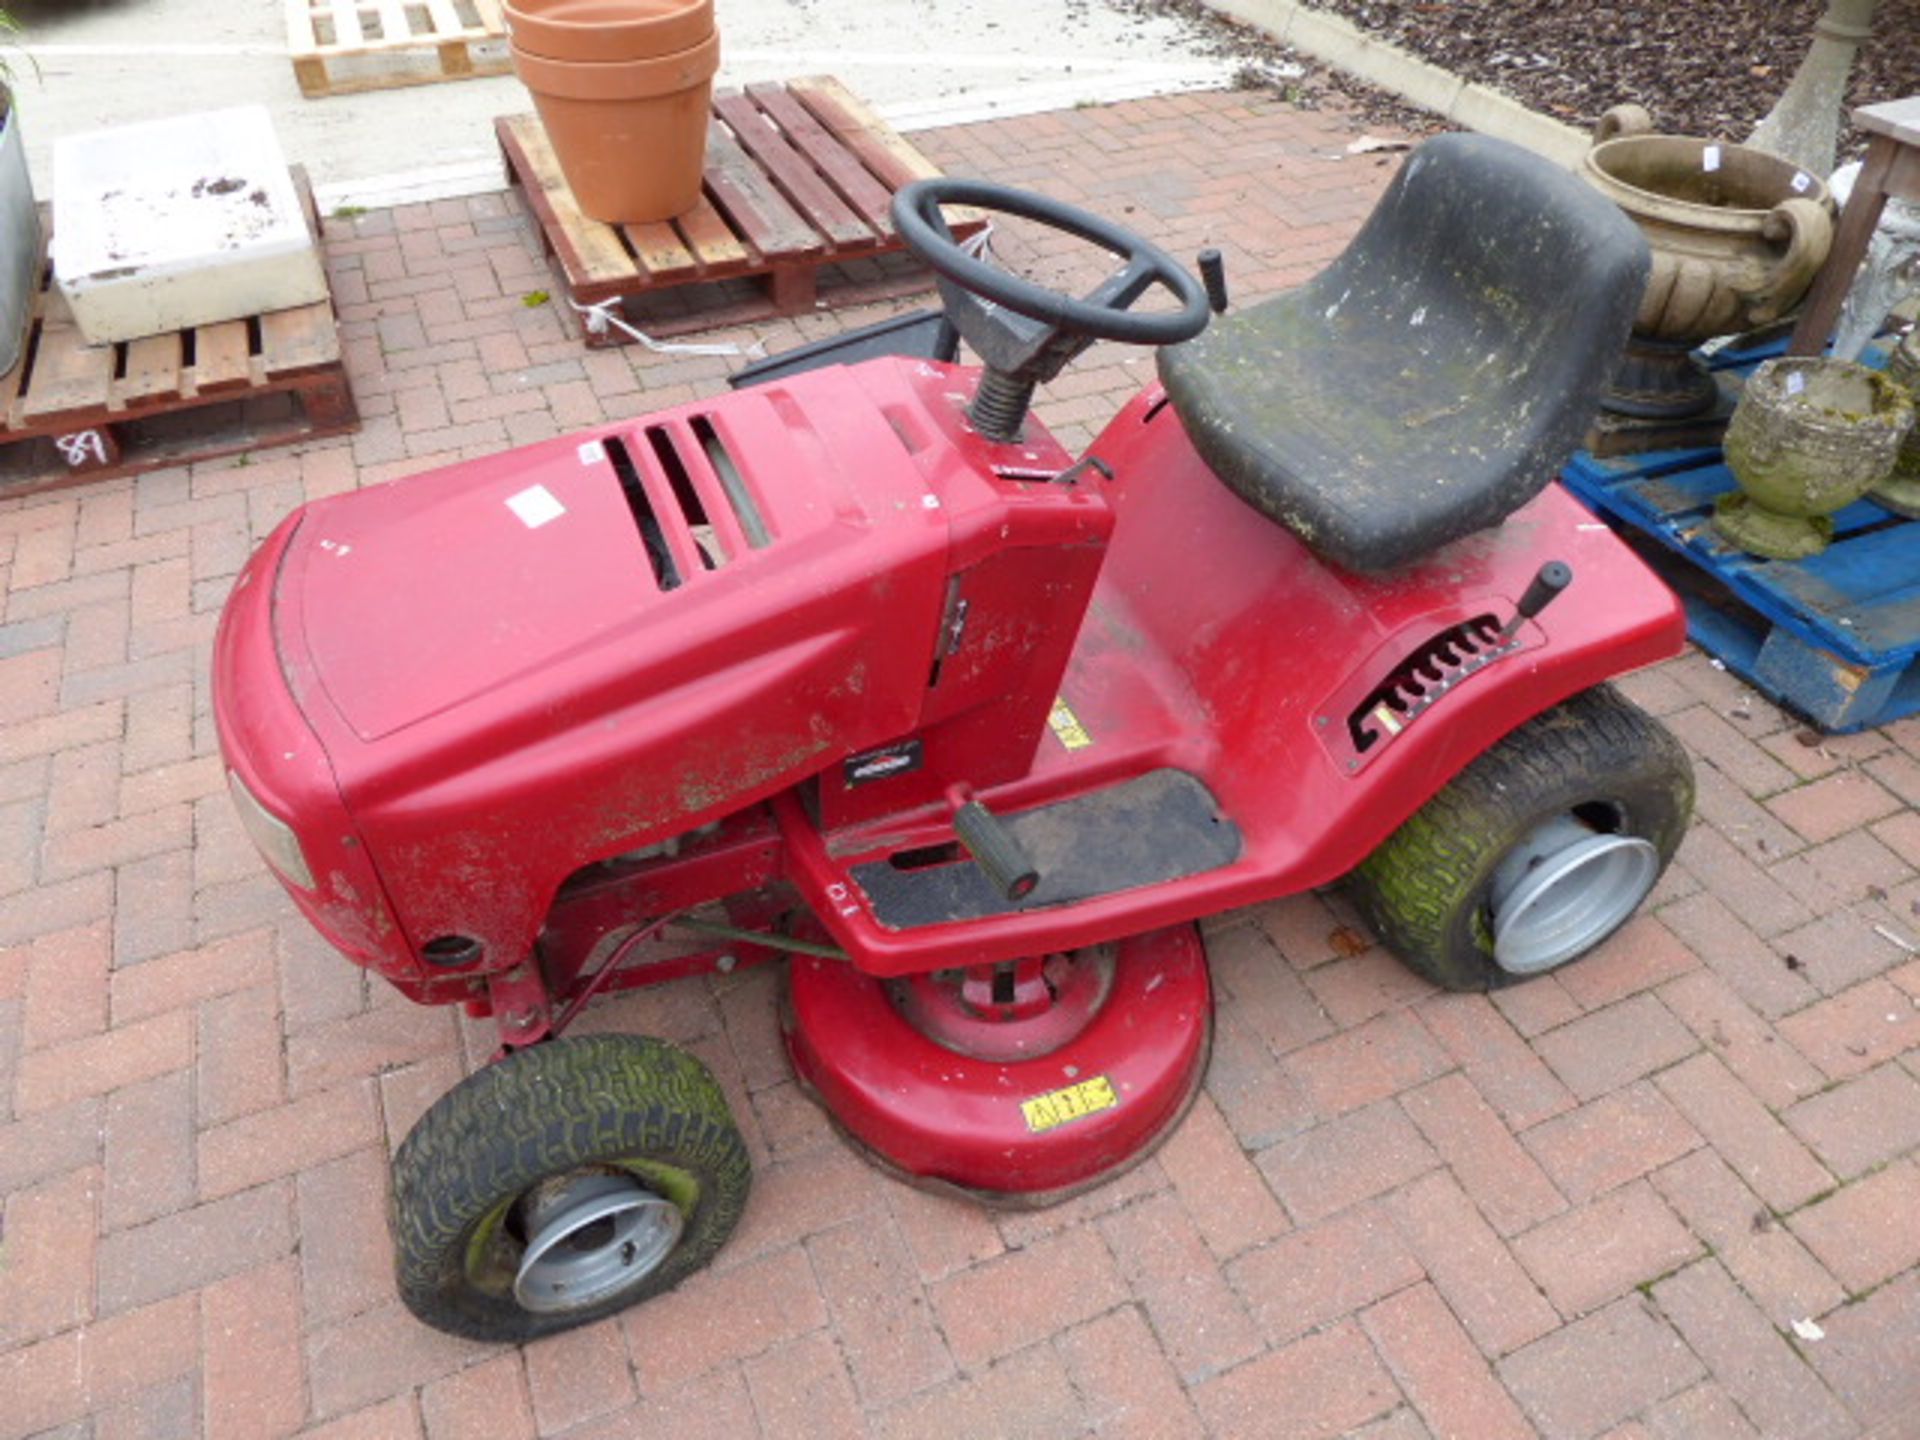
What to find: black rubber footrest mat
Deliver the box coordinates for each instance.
[850,769,1242,930]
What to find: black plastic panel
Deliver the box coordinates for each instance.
[850,769,1242,929]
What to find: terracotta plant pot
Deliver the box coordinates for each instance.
[503,0,713,63]
[511,28,719,224]
[1582,105,1834,422]
[1713,356,1913,559]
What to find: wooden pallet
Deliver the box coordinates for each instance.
[0,175,358,501]
[499,75,986,346]
[1560,338,1920,733]
[287,0,509,98]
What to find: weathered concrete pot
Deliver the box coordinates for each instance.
[1714,356,1913,559]
[1583,105,1834,420]
[1868,330,1920,516]
[0,92,41,380]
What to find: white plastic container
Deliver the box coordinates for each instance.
[51,106,328,345]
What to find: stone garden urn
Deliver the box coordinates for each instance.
[1582,105,1834,424]
[1714,356,1913,559]
[1868,329,1920,516]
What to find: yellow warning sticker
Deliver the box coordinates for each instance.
[1021,1075,1119,1133]
[1049,697,1093,750]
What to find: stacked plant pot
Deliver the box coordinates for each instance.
[505,0,719,224]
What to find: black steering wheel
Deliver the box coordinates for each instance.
[893,178,1211,347]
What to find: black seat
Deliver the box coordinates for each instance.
[1157,132,1649,572]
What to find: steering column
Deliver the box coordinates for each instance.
[891,179,1212,442]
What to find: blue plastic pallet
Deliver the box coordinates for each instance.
[1558,338,1919,733]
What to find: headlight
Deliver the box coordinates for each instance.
[227,769,317,890]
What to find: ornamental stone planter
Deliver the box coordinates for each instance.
[1868,329,1920,516]
[506,0,719,224]
[1714,356,1913,559]
[1582,105,1833,423]
[0,86,40,379]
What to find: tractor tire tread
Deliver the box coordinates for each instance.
[390,1033,750,1342]
[1349,684,1692,992]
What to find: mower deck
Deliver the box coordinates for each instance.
[784,925,1212,1201]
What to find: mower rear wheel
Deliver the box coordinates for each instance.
[390,1033,750,1342]
[1346,684,1692,992]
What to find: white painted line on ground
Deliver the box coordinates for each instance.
[21,43,286,57]
[23,43,1222,78]
[315,160,507,215]
[880,69,1234,131]
[314,68,1239,213]
[722,48,1231,76]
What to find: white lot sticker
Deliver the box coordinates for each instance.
[1703,144,1722,172]
[577,440,605,465]
[507,485,567,529]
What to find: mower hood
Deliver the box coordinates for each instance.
[287,435,665,741]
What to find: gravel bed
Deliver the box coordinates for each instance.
[1136,0,1920,155]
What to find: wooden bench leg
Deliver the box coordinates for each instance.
[1788,135,1898,356]
[51,425,121,474]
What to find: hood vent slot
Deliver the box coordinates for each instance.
[693,415,771,550]
[606,434,684,592]
[1348,614,1506,755]
[646,424,725,571]
[605,417,775,591]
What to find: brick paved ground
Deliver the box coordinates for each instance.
[3,87,1918,1440]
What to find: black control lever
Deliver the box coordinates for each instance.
[1501,561,1573,642]
[948,787,1040,902]
[1197,249,1229,314]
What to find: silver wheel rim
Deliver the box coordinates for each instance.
[1488,814,1658,975]
[513,1171,684,1314]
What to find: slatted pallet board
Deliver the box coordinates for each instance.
[287,0,509,98]
[0,173,358,501]
[1560,337,1920,733]
[499,75,986,346]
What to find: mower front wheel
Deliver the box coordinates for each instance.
[1347,684,1693,992]
[390,1033,750,1342]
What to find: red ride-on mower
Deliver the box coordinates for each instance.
[214,132,1693,1341]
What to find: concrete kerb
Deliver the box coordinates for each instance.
[1198,0,1591,166]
